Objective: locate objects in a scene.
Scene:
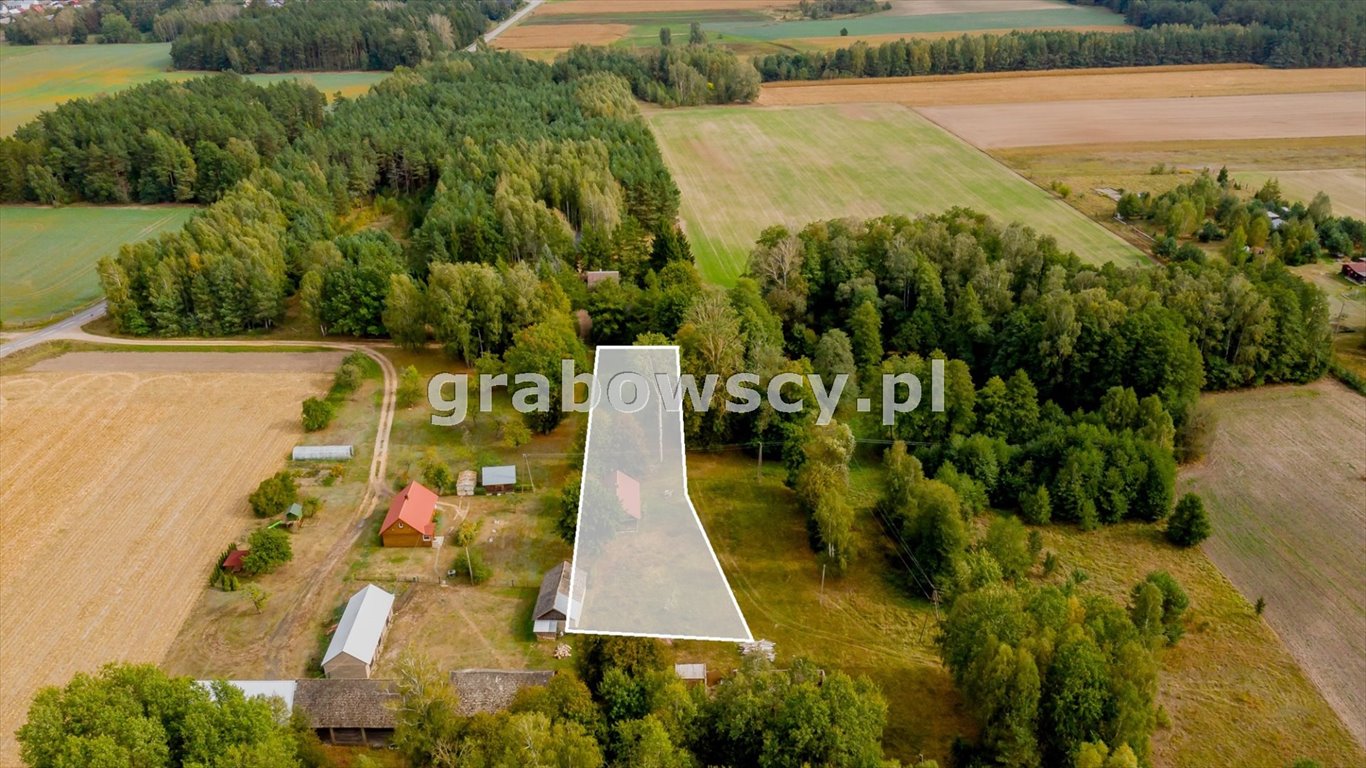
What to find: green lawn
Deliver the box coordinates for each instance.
[0,205,195,325]
[647,102,1145,283]
[708,3,1125,41]
[1,44,388,135]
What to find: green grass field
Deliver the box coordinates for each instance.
[1,44,389,135]
[0,205,195,325]
[647,102,1145,283]
[707,3,1124,41]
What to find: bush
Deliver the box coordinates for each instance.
[302,396,336,431]
[451,548,491,584]
[332,362,362,395]
[1019,485,1051,524]
[396,364,423,408]
[1133,571,1188,645]
[249,471,297,518]
[1166,493,1212,547]
[242,527,293,576]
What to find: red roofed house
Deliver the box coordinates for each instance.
[1343,260,1366,286]
[615,471,641,521]
[221,548,248,574]
[380,481,438,548]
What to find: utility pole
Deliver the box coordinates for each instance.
[756,440,764,481]
[522,453,535,492]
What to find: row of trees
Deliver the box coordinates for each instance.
[0,76,324,205]
[797,0,887,19]
[754,20,1365,81]
[169,0,516,72]
[553,44,761,107]
[392,636,909,768]
[0,0,155,45]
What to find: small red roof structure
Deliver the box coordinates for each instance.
[1343,261,1366,285]
[615,471,642,520]
[221,549,248,573]
[381,481,438,539]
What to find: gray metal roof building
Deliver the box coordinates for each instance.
[293,445,355,461]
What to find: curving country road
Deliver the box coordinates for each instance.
[1,301,400,677]
[465,0,545,52]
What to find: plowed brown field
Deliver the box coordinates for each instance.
[0,352,339,763]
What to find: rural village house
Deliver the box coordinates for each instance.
[380,481,437,547]
[532,561,576,640]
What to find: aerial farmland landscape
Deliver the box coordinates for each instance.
[0,1,1363,767]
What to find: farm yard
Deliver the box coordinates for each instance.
[1180,380,1366,750]
[0,206,195,326]
[646,102,1144,283]
[0,44,387,136]
[0,350,340,765]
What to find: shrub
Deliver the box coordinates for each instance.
[396,364,423,408]
[1019,485,1051,524]
[421,456,453,495]
[332,362,362,395]
[242,527,293,576]
[1132,571,1188,645]
[1166,493,1211,547]
[451,548,491,584]
[302,396,335,431]
[249,471,297,518]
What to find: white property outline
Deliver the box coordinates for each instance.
[566,345,754,643]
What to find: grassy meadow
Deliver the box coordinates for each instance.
[0,205,195,326]
[707,2,1125,41]
[1,44,388,135]
[647,102,1145,283]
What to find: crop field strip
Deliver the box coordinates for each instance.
[0,352,340,765]
[704,2,1125,41]
[647,102,1143,283]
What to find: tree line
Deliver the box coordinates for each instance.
[0,75,325,205]
[168,0,517,72]
[553,44,761,107]
[754,18,1365,81]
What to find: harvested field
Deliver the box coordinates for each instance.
[1180,380,1366,749]
[788,24,1128,48]
[494,22,631,50]
[1,205,196,326]
[1234,167,1366,220]
[0,351,340,764]
[917,91,1366,149]
[759,65,1366,107]
[709,1,1123,40]
[537,0,783,14]
[646,102,1143,282]
[882,0,1064,14]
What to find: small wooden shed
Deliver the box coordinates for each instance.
[482,465,517,495]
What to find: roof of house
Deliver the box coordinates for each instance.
[584,270,620,288]
[1344,262,1366,277]
[457,470,477,484]
[380,481,437,538]
[533,561,572,621]
[482,465,517,486]
[322,584,395,667]
[286,503,303,520]
[616,470,642,520]
[221,549,248,570]
[674,663,706,680]
[450,669,554,716]
[294,679,398,729]
[292,445,354,461]
[196,680,297,710]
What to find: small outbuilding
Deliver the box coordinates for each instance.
[322,584,395,679]
[532,561,576,640]
[292,445,354,461]
[583,270,620,289]
[1343,261,1366,285]
[615,470,641,521]
[294,678,398,746]
[482,465,517,494]
[221,548,248,574]
[674,663,707,686]
[380,481,437,547]
[456,470,477,497]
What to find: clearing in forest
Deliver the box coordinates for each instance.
[0,205,195,326]
[0,351,339,765]
[646,102,1143,283]
[1180,379,1366,750]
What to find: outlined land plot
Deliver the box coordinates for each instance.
[568,346,752,641]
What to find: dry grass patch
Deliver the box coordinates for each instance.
[1180,379,1366,750]
[759,65,1365,107]
[494,22,631,50]
[0,351,339,764]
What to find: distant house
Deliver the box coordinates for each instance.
[450,669,554,715]
[294,678,398,746]
[583,270,620,289]
[380,481,437,547]
[292,445,354,461]
[482,465,517,494]
[1343,261,1366,285]
[674,663,707,686]
[456,470,477,497]
[221,548,248,574]
[615,470,641,521]
[322,584,395,679]
[533,561,575,640]
[1267,211,1285,230]
[285,502,304,529]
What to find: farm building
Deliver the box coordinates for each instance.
[1343,261,1366,285]
[456,470,477,497]
[220,548,248,574]
[532,561,578,640]
[482,465,517,494]
[294,678,398,746]
[285,503,304,529]
[292,445,354,461]
[674,663,707,686]
[583,270,620,289]
[321,584,395,679]
[450,669,554,715]
[380,481,437,547]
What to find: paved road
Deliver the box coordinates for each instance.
[465,0,545,52]
[0,301,109,358]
